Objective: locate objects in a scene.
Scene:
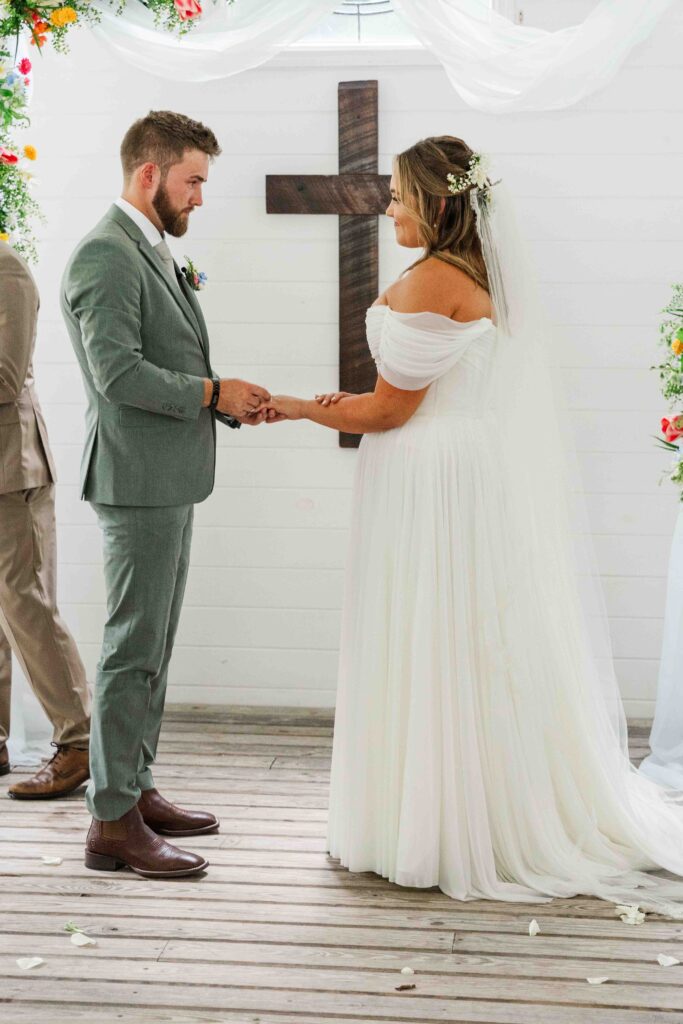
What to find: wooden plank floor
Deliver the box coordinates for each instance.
[2,708,682,1024]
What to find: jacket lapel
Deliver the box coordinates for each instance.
[176,266,211,363]
[106,205,207,362]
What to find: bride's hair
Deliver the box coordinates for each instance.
[394,136,489,292]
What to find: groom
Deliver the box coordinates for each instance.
[61,111,270,877]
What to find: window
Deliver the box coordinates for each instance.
[297,1,519,48]
[298,2,418,47]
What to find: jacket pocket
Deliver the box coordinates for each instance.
[118,405,165,429]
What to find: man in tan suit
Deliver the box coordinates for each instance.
[0,240,91,798]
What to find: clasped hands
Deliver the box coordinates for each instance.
[211,377,351,426]
[255,390,353,423]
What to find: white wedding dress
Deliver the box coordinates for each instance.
[327,303,683,914]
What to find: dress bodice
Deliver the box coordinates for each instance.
[366,304,497,418]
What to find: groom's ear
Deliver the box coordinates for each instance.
[139,162,162,192]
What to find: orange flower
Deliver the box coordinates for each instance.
[50,6,78,26]
[23,145,37,161]
[673,337,683,356]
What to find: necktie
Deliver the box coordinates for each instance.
[154,239,180,292]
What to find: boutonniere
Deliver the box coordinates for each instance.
[181,256,207,292]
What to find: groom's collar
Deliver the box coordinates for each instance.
[113,197,164,249]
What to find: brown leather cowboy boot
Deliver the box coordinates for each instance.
[138,787,219,837]
[9,744,89,799]
[0,743,9,777]
[85,805,208,878]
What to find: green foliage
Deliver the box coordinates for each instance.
[654,283,683,499]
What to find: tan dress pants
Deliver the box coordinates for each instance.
[0,484,90,748]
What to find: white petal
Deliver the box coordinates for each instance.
[586,977,610,985]
[620,910,646,925]
[70,932,96,947]
[528,919,541,936]
[16,957,44,970]
[41,856,62,865]
[400,967,415,975]
[657,954,681,967]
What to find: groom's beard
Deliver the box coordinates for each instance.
[152,183,191,238]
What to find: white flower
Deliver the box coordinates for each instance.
[446,152,492,197]
[528,919,541,936]
[400,966,414,975]
[471,155,491,189]
[70,932,96,947]
[586,977,610,984]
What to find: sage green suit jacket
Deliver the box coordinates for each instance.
[61,205,216,506]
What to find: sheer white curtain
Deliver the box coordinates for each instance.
[91,0,338,82]
[89,0,677,113]
[393,0,676,113]
[8,670,52,767]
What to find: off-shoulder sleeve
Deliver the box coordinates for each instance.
[376,309,493,391]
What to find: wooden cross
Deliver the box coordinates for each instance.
[266,80,390,448]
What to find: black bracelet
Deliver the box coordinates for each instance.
[209,376,220,410]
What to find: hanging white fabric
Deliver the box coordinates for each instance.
[640,507,683,790]
[392,0,677,113]
[90,0,338,82]
[88,0,677,113]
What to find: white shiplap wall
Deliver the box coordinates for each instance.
[14,1,683,716]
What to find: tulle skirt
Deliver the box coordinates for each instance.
[326,412,683,915]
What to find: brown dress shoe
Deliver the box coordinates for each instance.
[85,805,208,878]
[8,744,89,799]
[0,744,10,777]
[139,787,220,837]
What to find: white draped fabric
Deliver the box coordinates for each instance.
[640,507,683,791]
[91,0,338,83]
[392,0,677,113]
[89,0,677,113]
[8,672,52,767]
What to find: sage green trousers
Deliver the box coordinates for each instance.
[86,503,194,821]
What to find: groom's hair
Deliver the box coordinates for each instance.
[121,110,221,181]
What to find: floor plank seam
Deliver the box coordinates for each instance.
[4,708,673,1023]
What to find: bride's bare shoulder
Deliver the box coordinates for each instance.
[384,257,480,317]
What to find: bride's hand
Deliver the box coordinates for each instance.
[260,395,305,422]
[315,391,352,407]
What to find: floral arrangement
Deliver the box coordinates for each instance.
[0,50,41,260]
[446,152,498,211]
[447,152,491,196]
[181,255,206,291]
[141,0,214,34]
[654,283,683,497]
[1,0,234,46]
[0,1,101,54]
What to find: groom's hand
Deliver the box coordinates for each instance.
[215,378,271,419]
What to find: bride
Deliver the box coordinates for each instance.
[262,135,683,916]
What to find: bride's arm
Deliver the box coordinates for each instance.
[265,375,428,433]
[264,259,484,429]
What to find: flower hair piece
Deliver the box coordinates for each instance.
[446,152,498,211]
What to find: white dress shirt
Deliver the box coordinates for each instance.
[114,197,163,248]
